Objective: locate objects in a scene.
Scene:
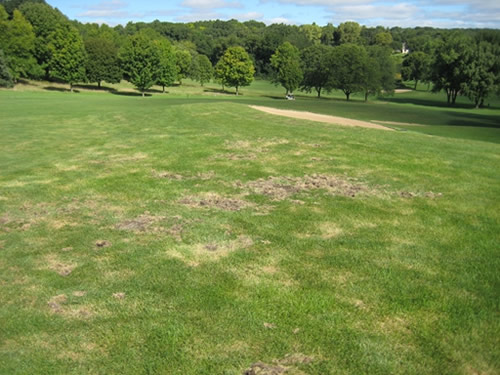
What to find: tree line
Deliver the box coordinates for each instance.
[0,0,499,106]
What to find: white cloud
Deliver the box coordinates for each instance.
[232,11,264,21]
[181,0,243,9]
[267,16,295,24]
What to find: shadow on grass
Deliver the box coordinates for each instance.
[43,86,80,93]
[383,96,500,110]
[203,88,236,96]
[73,84,117,93]
[444,111,500,128]
[110,91,152,97]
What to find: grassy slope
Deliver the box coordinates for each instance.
[0,90,499,374]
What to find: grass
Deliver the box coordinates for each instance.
[0,82,499,374]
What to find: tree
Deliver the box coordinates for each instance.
[0,8,38,81]
[0,0,45,17]
[337,22,361,45]
[0,49,13,87]
[175,49,191,85]
[430,34,472,105]
[300,23,322,45]
[462,41,500,108]
[19,2,67,79]
[119,32,160,96]
[47,24,86,92]
[330,44,369,101]
[84,37,121,88]
[270,42,303,95]
[362,46,395,101]
[374,32,393,47]
[190,54,212,86]
[300,44,333,98]
[215,46,254,95]
[155,38,177,93]
[401,51,430,89]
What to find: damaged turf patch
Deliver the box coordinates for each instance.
[179,193,252,211]
[235,174,367,201]
[243,353,314,375]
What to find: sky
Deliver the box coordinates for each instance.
[48,0,500,28]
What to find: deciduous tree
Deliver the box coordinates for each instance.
[300,44,333,98]
[215,46,254,95]
[175,49,191,85]
[190,54,212,86]
[0,49,13,87]
[47,24,86,92]
[119,32,160,96]
[330,43,368,101]
[270,41,303,95]
[401,51,430,89]
[84,37,121,88]
[155,38,177,93]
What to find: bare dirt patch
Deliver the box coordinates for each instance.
[250,105,392,131]
[179,193,252,211]
[95,240,112,248]
[244,353,314,375]
[115,212,165,232]
[399,191,443,199]
[235,174,367,201]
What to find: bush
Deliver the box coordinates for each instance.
[0,50,14,88]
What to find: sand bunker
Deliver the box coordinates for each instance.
[250,105,392,131]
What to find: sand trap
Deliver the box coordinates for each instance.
[372,120,425,127]
[394,89,412,93]
[249,106,393,131]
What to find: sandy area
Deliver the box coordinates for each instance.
[249,106,393,131]
[394,89,412,93]
[372,120,424,126]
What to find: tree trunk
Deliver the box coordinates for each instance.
[317,87,321,98]
[451,90,458,105]
[162,85,165,93]
[414,80,418,90]
[70,83,73,93]
[446,90,451,105]
[142,90,145,98]
[98,81,101,89]
[346,92,350,101]
[364,92,368,102]
[236,86,239,96]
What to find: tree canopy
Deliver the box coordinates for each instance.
[270,41,303,95]
[215,46,254,95]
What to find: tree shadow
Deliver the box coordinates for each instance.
[73,84,117,93]
[383,96,498,110]
[110,91,152,97]
[203,88,235,95]
[443,111,500,128]
[43,86,80,93]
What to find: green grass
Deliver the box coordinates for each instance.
[0,85,499,374]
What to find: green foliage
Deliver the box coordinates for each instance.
[155,38,177,92]
[175,49,192,85]
[190,54,212,86]
[0,9,38,80]
[330,43,369,100]
[337,22,361,45]
[462,41,500,108]
[300,23,322,45]
[401,51,430,89]
[84,37,121,88]
[270,41,303,95]
[47,24,86,91]
[0,0,45,17]
[19,2,67,78]
[430,34,472,105]
[362,46,395,101]
[119,32,160,96]
[215,46,254,95]
[0,49,13,87]
[374,32,393,47]
[300,44,334,98]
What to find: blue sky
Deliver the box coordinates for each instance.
[48,0,500,28]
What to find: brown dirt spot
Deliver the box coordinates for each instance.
[153,170,184,180]
[62,246,73,252]
[251,105,392,131]
[319,222,343,239]
[95,240,111,248]
[244,353,313,375]
[197,171,216,180]
[204,244,219,252]
[72,291,87,297]
[115,213,166,232]
[399,191,443,199]
[48,294,67,313]
[221,153,257,161]
[179,193,251,211]
[263,322,277,329]
[235,174,367,201]
[112,292,126,299]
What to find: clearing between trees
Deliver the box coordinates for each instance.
[249,105,393,130]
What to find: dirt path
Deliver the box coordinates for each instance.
[249,106,393,131]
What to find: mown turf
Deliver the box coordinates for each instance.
[0,89,499,374]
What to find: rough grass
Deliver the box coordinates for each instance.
[0,89,499,374]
